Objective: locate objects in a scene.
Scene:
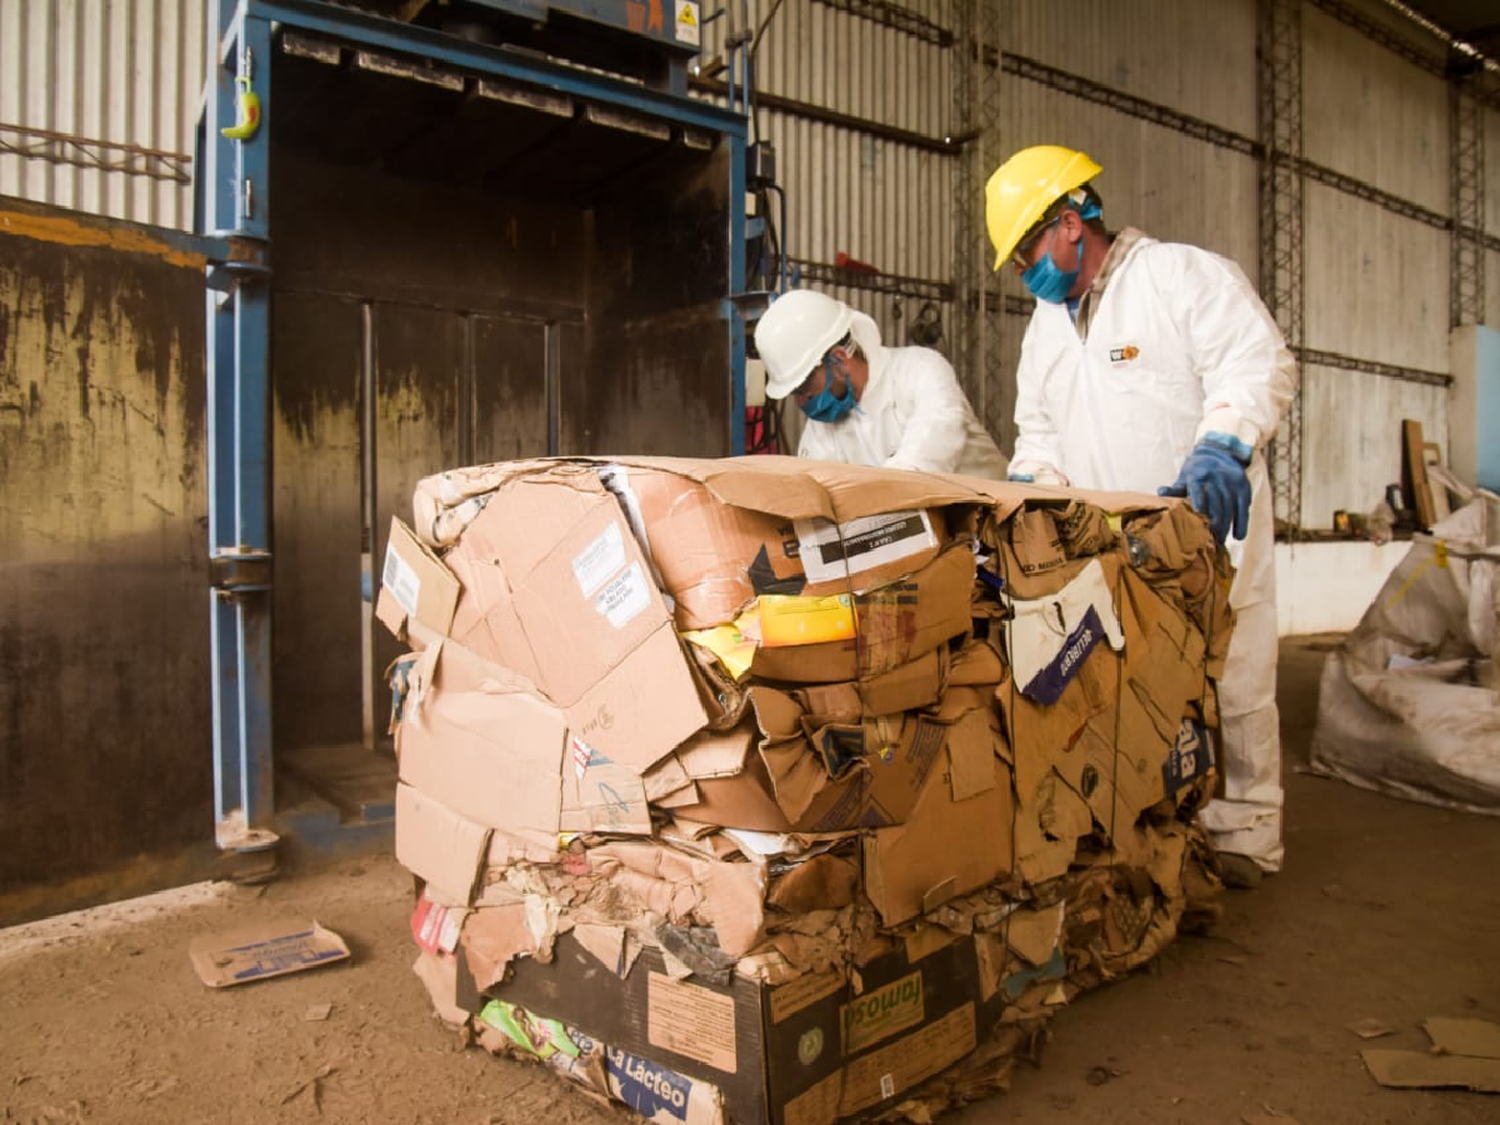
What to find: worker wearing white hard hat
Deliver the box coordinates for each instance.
[753,289,1008,480]
[986,144,1298,888]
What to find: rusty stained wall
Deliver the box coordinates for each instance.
[0,197,210,893]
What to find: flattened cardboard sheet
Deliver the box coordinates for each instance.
[189,919,350,988]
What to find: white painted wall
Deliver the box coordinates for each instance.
[1275,539,1409,636]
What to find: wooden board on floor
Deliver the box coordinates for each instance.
[1401,419,1437,531]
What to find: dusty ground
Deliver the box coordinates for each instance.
[2,637,1498,1125]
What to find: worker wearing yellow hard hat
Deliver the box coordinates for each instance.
[986,144,1299,889]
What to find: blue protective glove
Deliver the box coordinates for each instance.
[1157,433,1253,544]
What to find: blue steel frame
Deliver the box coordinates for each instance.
[198,0,750,850]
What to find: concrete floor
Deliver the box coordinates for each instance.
[2,637,1498,1124]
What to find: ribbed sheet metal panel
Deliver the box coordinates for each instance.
[0,0,203,230]
[1003,0,1258,137]
[1303,182,1450,372]
[1488,251,1500,331]
[1299,363,1447,525]
[704,0,957,346]
[764,108,951,287]
[1303,5,1449,218]
[1487,104,1500,237]
[996,73,1260,278]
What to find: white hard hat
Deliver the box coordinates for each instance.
[753,290,854,400]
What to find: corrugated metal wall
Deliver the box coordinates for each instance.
[1,0,1493,529]
[0,0,203,230]
[1488,105,1500,331]
[716,0,1484,529]
[1298,6,1455,526]
[704,0,957,345]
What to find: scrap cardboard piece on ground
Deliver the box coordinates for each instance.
[1345,1017,1395,1040]
[189,919,351,988]
[1362,1017,1500,1094]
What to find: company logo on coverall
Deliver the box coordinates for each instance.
[1109,344,1139,364]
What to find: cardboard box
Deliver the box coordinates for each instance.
[396,638,569,836]
[601,462,951,631]
[461,926,1006,1125]
[666,722,796,833]
[997,557,1211,844]
[377,516,461,640]
[750,544,977,684]
[748,688,952,834]
[395,782,492,905]
[439,470,709,774]
[863,743,1015,926]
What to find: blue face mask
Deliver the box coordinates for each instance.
[1021,224,1084,304]
[800,355,857,423]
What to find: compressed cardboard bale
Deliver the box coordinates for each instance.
[749,543,978,684]
[601,462,955,630]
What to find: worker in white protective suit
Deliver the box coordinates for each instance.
[753,289,1009,479]
[985,145,1297,888]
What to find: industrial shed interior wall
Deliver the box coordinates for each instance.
[0,0,203,230]
[0,0,1493,529]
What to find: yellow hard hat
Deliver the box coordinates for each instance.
[984,146,1103,271]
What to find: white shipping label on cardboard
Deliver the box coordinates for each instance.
[573,521,629,597]
[647,972,738,1073]
[795,510,936,584]
[595,562,652,629]
[383,541,421,618]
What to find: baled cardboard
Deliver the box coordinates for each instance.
[395,638,568,836]
[377,516,461,640]
[462,902,546,991]
[857,648,946,715]
[750,689,952,833]
[667,723,796,833]
[583,837,767,959]
[750,544,977,683]
[395,782,492,905]
[468,919,1003,1125]
[599,461,964,631]
[863,751,1016,926]
[443,471,709,774]
[412,950,470,1025]
[563,734,653,836]
[443,551,541,681]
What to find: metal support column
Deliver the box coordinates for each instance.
[948,1,978,412]
[975,0,1005,445]
[203,1,277,853]
[1449,57,1485,329]
[1257,0,1305,534]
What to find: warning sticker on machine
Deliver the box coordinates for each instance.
[675,1,701,46]
[647,972,738,1073]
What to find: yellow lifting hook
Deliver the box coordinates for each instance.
[221,75,261,140]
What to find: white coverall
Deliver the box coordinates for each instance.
[797,311,1009,480]
[1011,231,1297,871]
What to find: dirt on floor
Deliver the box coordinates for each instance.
[2,637,1498,1125]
